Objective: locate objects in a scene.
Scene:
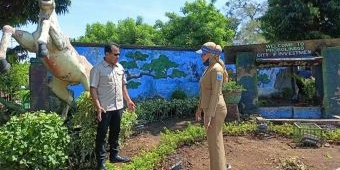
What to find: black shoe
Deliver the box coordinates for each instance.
[97,160,107,170]
[97,163,106,170]
[109,155,131,163]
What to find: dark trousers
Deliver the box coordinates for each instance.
[95,109,123,163]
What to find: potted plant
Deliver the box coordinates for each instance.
[222,80,246,104]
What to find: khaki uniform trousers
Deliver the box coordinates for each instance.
[204,107,227,170]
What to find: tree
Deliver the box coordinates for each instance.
[120,51,187,89]
[78,17,163,46]
[158,0,234,47]
[0,62,29,101]
[0,48,29,101]
[78,0,234,47]
[224,0,267,45]
[260,0,340,41]
[78,22,118,44]
[0,0,71,27]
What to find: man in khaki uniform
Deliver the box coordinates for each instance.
[90,43,136,170]
[195,42,230,170]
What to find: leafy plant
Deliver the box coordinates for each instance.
[282,87,294,99]
[222,80,246,92]
[135,98,198,123]
[68,92,138,169]
[323,128,340,141]
[120,110,138,143]
[223,121,256,136]
[68,92,97,169]
[171,89,187,100]
[0,111,70,170]
[270,123,294,137]
[0,62,29,100]
[292,73,317,105]
[256,98,269,107]
[301,78,316,104]
[0,97,26,125]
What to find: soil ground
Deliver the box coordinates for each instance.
[118,118,340,170]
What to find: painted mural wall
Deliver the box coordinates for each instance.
[69,45,285,100]
[72,45,206,99]
[257,67,295,96]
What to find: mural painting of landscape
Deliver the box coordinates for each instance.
[72,45,204,99]
[73,45,294,104]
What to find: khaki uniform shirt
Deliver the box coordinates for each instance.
[90,60,127,111]
[199,61,227,118]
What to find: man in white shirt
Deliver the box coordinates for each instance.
[90,42,135,170]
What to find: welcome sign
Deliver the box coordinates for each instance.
[257,41,313,59]
[224,38,340,64]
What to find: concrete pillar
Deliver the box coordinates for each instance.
[313,65,323,105]
[29,58,50,112]
[322,47,340,117]
[236,52,258,114]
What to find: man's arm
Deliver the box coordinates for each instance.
[90,86,105,121]
[122,84,135,112]
[90,86,101,109]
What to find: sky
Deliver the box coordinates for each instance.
[20,0,227,39]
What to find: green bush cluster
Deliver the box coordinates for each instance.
[282,87,294,99]
[68,92,98,169]
[222,80,246,92]
[301,78,316,104]
[136,98,198,123]
[68,92,138,169]
[170,89,187,100]
[0,111,70,170]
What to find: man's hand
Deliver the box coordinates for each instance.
[96,106,105,122]
[204,116,212,130]
[127,100,136,112]
[195,108,202,121]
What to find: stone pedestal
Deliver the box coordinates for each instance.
[29,58,50,112]
[225,104,240,121]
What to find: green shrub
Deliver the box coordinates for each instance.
[301,78,316,104]
[282,87,294,99]
[136,98,198,123]
[222,80,246,92]
[171,89,187,99]
[68,92,97,169]
[0,111,70,170]
[120,110,138,141]
[68,92,138,169]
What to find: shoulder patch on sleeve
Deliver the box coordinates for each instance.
[216,73,223,81]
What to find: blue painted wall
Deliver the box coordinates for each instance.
[71,46,207,99]
[69,45,285,100]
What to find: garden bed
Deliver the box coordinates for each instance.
[117,118,340,170]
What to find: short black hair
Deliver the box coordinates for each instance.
[104,42,120,53]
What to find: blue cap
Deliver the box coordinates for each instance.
[196,45,221,55]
